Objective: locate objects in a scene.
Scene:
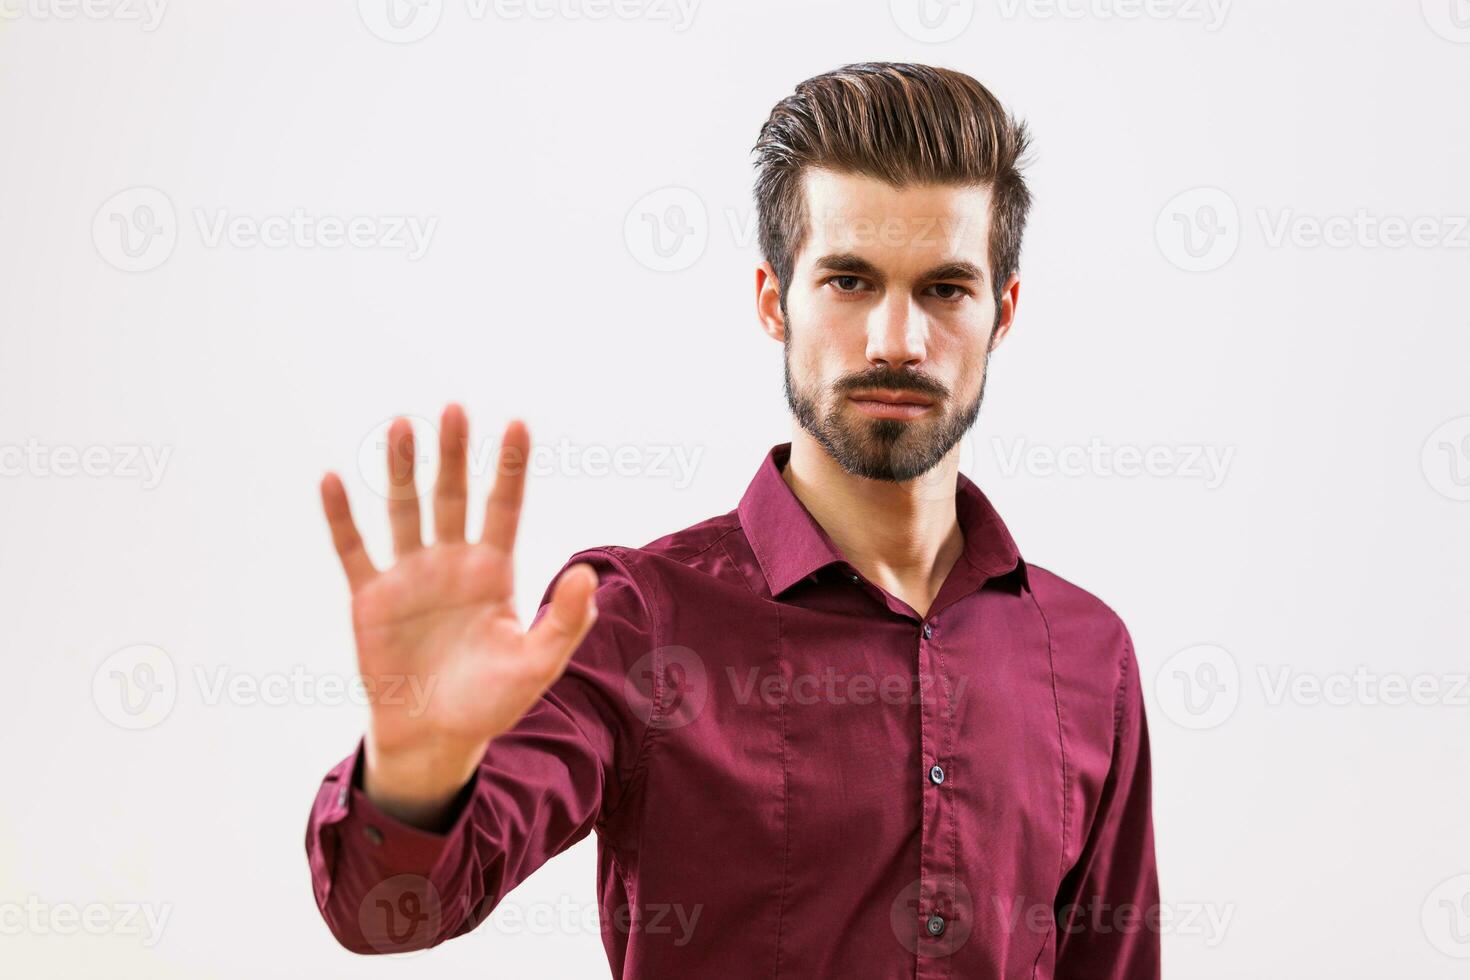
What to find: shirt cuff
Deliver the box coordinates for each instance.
[321,738,481,875]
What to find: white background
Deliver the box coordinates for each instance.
[2,1,1468,977]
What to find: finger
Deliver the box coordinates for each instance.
[433,403,469,544]
[386,417,423,557]
[480,419,529,556]
[320,472,378,591]
[524,563,600,679]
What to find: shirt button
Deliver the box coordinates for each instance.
[922,623,933,639]
[929,764,945,785]
[926,914,946,937]
[849,573,860,584]
[363,825,384,846]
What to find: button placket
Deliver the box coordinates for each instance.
[915,612,955,976]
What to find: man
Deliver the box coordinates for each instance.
[306,62,1160,979]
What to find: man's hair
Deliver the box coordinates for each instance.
[751,62,1032,317]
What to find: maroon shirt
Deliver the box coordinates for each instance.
[305,442,1160,978]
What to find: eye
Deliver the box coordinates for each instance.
[825,275,870,294]
[925,283,971,302]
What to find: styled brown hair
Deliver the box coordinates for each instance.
[751,62,1032,317]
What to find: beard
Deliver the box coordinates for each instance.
[783,323,989,483]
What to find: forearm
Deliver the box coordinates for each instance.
[304,742,485,954]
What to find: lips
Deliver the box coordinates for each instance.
[847,390,935,420]
[848,389,934,407]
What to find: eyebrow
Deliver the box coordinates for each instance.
[811,252,986,287]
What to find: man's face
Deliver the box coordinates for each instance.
[764,167,1017,483]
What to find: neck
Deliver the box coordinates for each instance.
[782,427,965,618]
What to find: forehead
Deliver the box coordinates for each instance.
[797,167,993,272]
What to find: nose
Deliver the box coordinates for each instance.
[865,295,927,369]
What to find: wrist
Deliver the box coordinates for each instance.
[362,731,487,830]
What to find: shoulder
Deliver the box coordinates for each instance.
[1025,562,1140,731]
[551,509,750,601]
[539,510,749,620]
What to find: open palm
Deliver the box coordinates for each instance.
[319,404,598,819]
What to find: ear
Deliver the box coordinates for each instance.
[755,261,786,343]
[988,272,1021,352]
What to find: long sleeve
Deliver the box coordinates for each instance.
[1052,633,1161,978]
[303,547,657,954]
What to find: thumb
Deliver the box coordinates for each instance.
[524,562,600,678]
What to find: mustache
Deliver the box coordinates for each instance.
[833,368,949,401]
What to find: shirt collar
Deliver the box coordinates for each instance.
[736,442,1029,599]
